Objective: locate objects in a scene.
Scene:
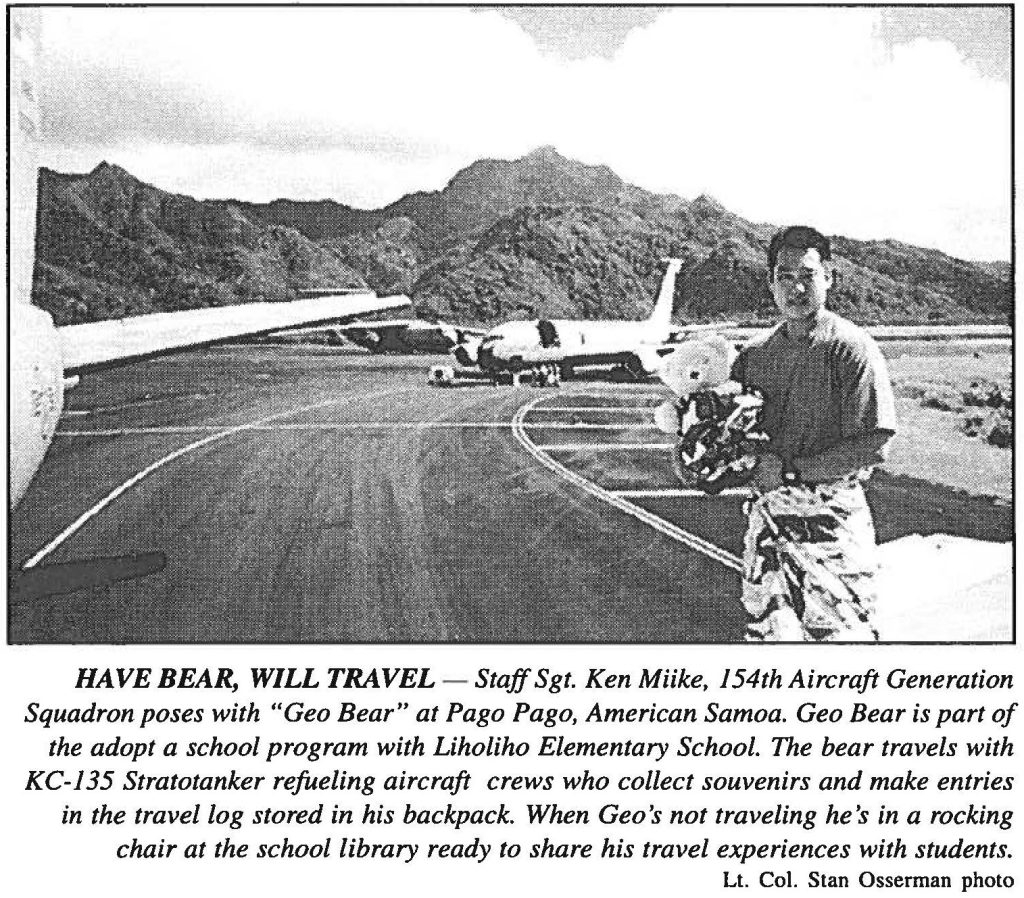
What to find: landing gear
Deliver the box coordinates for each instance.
[500,365,561,387]
[528,364,561,387]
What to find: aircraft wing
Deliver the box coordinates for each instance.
[340,320,485,340]
[334,319,420,334]
[58,292,411,373]
[333,319,486,353]
[666,321,740,342]
[287,320,486,341]
[439,323,487,343]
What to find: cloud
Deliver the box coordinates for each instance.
[41,8,547,153]
[37,7,1009,259]
[493,7,664,60]
[877,6,1010,82]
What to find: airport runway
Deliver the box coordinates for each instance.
[9,347,1012,644]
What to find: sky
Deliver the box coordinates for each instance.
[36,6,1011,262]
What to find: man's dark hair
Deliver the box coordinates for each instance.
[767,225,832,277]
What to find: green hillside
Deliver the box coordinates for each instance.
[35,163,365,325]
[33,150,1011,327]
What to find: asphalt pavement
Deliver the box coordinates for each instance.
[8,347,1011,644]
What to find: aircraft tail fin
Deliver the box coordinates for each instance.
[647,258,683,333]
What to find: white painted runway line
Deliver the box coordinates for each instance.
[25,387,418,570]
[612,488,750,498]
[56,423,515,435]
[57,421,661,437]
[528,405,661,413]
[513,395,742,573]
[533,442,673,452]
[526,423,659,430]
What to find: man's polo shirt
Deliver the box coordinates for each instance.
[731,310,897,463]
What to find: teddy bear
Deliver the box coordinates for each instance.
[652,335,766,491]
[653,334,737,434]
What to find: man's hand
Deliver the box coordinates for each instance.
[751,452,785,494]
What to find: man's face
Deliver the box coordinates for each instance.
[770,246,832,321]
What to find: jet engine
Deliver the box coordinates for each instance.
[453,336,482,367]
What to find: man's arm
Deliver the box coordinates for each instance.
[752,429,893,493]
[792,428,894,483]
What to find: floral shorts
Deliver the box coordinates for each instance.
[741,482,880,642]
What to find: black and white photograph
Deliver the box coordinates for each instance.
[8,4,1013,644]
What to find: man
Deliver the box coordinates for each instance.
[732,225,896,641]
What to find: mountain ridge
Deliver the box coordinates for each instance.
[32,149,1010,327]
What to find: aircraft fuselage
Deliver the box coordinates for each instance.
[476,319,667,373]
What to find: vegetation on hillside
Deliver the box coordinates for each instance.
[323,217,425,298]
[34,164,365,325]
[32,150,1010,328]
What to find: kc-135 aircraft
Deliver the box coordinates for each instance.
[425,258,733,385]
[283,263,731,388]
